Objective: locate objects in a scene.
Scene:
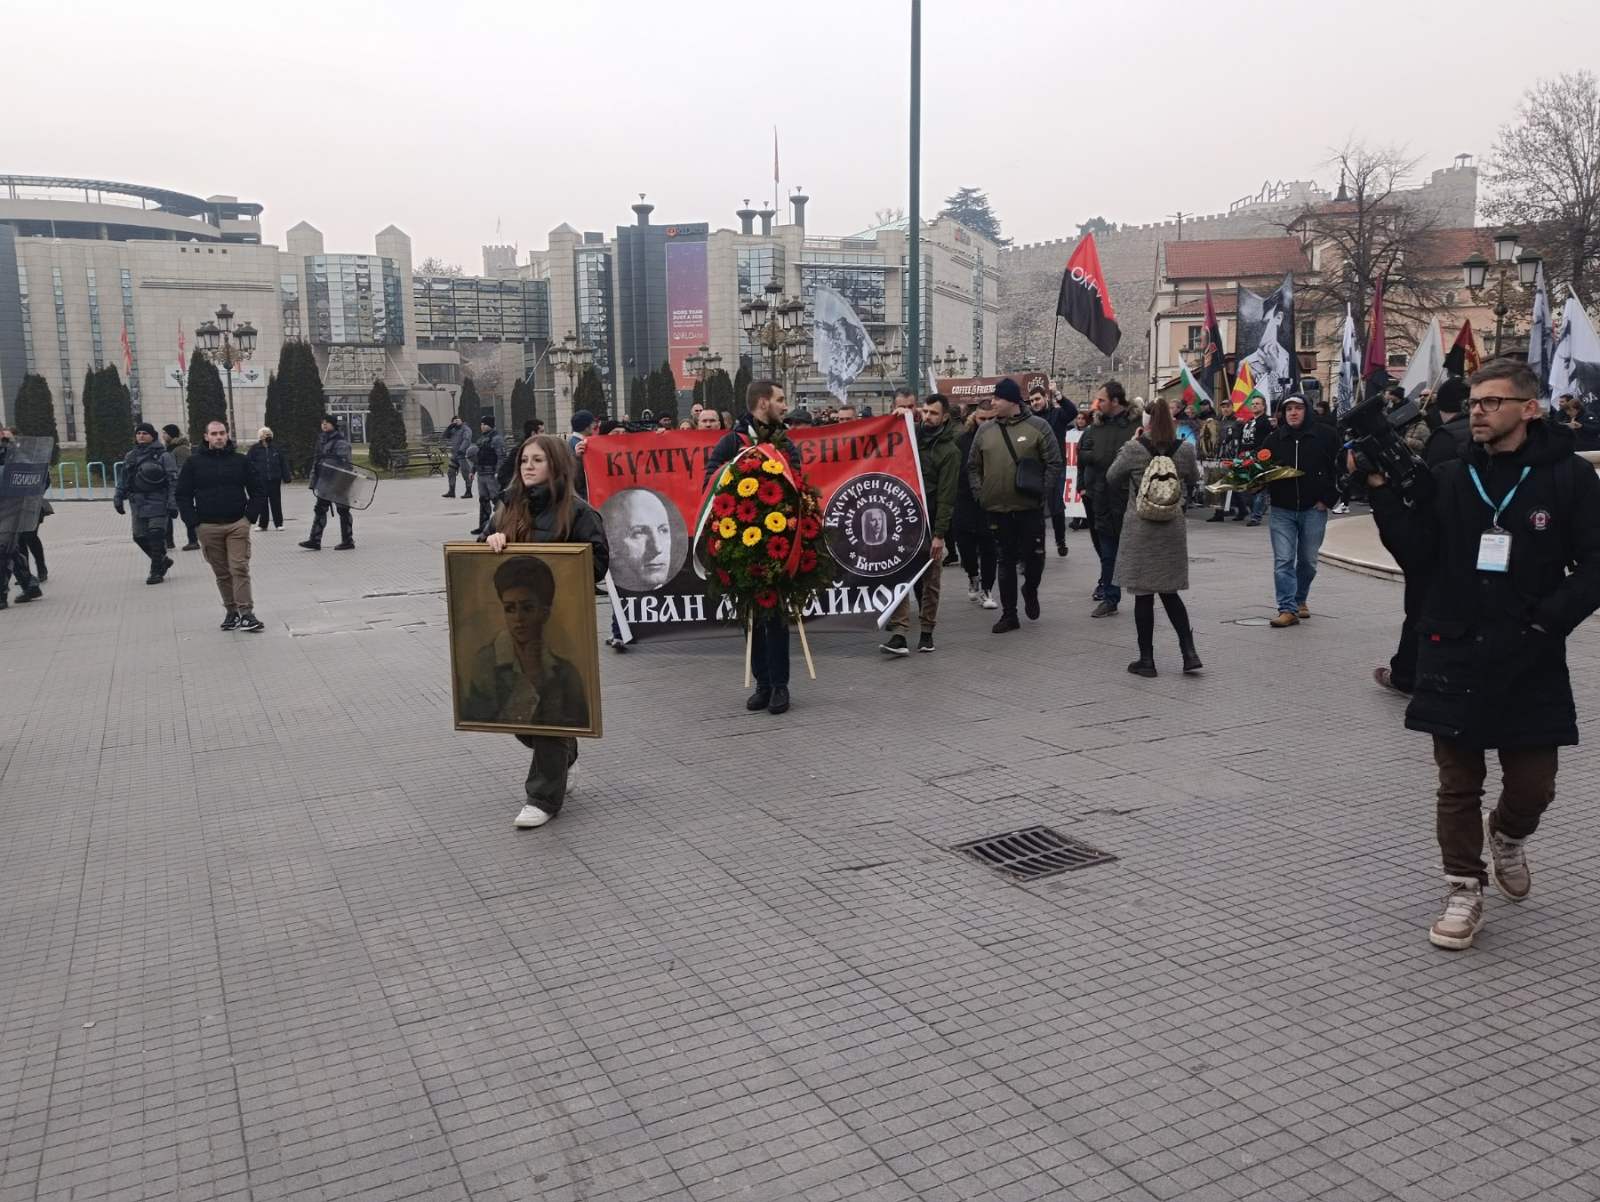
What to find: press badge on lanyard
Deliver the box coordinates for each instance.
[1468,464,1529,574]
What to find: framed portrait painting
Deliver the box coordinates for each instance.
[444,543,603,738]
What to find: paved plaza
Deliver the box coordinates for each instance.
[4,478,1600,1202]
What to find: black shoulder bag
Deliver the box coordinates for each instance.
[997,421,1044,500]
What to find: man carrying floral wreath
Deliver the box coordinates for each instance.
[704,379,802,715]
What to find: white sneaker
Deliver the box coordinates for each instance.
[979,590,999,610]
[1332,502,1350,515]
[514,804,552,829]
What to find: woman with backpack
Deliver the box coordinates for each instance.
[1106,398,1202,678]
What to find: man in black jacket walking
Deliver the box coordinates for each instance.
[1077,382,1138,616]
[113,422,179,584]
[1260,396,1341,627]
[1368,360,1600,950]
[179,421,265,631]
[300,416,355,550]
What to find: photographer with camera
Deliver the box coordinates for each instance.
[1375,378,1474,693]
[1260,396,1341,627]
[1364,360,1600,950]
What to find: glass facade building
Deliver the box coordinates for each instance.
[50,267,75,438]
[574,247,614,397]
[411,276,549,346]
[737,245,786,364]
[306,254,405,346]
[280,274,302,340]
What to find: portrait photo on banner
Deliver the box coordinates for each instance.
[444,543,603,738]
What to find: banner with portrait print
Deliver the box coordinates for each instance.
[585,414,930,636]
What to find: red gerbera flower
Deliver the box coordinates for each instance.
[737,456,762,475]
[755,589,779,608]
[712,493,736,517]
[757,480,783,505]
[766,535,791,560]
[799,550,817,572]
[735,499,758,523]
[716,568,731,585]
[798,515,821,540]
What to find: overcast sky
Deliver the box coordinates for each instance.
[7,0,1598,269]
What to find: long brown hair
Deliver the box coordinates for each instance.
[1145,398,1176,448]
[496,434,578,541]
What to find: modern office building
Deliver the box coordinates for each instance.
[0,174,547,443]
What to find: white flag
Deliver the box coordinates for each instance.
[1399,316,1446,403]
[1548,296,1600,407]
[1527,262,1553,402]
[1335,304,1360,415]
[812,286,874,401]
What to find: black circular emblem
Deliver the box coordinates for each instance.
[1530,508,1552,532]
[823,472,927,578]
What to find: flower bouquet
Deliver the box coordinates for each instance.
[1203,447,1303,495]
[697,443,833,677]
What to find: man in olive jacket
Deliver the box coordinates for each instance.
[1077,382,1138,616]
[967,378,1063,633]
[883,393,961,655]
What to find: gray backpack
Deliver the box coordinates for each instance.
[1134,440,1183,522]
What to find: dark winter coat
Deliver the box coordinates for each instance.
[952,425,986,534]
[482,486,610,583]
[447,421,474,463]
[1423,414,1472,467]
[968,412,1064,514]
[246,440,292,486]
[475,429,507,499]
[164,436,191,468]
[1078,409,1138,538]
[1371,419,1600,749]
[115,442,178,519]
[177,442,260,527]
[309,427,352,491]
[1260,418,1341,511]
[918,418,961,537]
[705,414,796,486]
[1106,435,1201,594]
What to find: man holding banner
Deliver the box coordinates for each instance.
[881,392,960,655]
[705,380,796,714]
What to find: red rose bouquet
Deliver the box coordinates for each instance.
[1204,446,1303,495]
[698,443,832,623]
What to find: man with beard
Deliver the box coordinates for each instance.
[178,420,265,632]
[1030,383,1077,556]
[113,422,179,584]
[881,392,960,654]
[1078,382,1138,615]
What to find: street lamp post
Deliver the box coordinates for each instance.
[1462,229,1541,358]
[685,344,725,410]
[195,304,257,435]
[740,276,807,381]
[549,331,594,427]
[935,344,968,381]
[864,339,904,402]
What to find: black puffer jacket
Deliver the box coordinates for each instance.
[309,428,351,490]
[482,486,610,583]
[1371,419,1600,748]
[247,440,292,485]
[178,442,259,526]
[1078,409,1137,539]
[1260,417,1341,510]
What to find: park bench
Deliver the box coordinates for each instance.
[380,445,447,476]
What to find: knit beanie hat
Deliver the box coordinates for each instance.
[993,377,1024,406]
[161,423,182,439]
[134,422,159,439]
[572,410,595,433]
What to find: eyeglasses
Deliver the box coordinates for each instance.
[1467,396,1533,413]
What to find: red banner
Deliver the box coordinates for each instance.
[585,414,929,631]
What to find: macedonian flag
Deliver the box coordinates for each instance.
[1228,360,1262,415]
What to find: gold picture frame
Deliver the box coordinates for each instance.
[444,542,603,738]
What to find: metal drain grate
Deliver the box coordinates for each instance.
[953,826,1117,881]
[1230,616,1272,626]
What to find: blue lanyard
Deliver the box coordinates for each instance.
[1467,464,1530,530]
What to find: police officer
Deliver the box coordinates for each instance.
[299,414,355,550]
[471,414,506,536]
[113,422,179,584]
[443,415,475,499]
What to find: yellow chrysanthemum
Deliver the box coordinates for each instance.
[760,459,784,475]
[742,525,763,547]
[736,477,760,497]
[718,517,738,539]
[719,469,733,487]
[764,511,788,533]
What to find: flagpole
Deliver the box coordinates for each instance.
[905,0,921,395]
[1049,316,1060,379]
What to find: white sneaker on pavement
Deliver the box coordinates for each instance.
[1429,879,1485,950]
[979,590,999,610]
[1332,502,1351,515]
[514,804,552,829]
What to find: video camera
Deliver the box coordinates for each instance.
[1338,396,1433,503]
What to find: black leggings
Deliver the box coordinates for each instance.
[954,526,996,592]
[1134,592,1192,652]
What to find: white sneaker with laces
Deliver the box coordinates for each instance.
[1484,811,1530,900]
[514,804,552,829]
[1429,879,1485,950]
[979,590,999,610]
[1332,502,1351,515]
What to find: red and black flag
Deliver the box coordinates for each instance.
[1362,278,1389,399]
[1056,234,1121,356]
[1199,283,1229,399]
[1443,319,1481,379]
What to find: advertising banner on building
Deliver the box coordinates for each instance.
[586,414,929,635]
[1061,428,1086,518]
[936,372,1049,405]
[165,363,266,388]
[665,239,709,388]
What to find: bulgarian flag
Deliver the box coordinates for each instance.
[1228,360,1262,415]
[1178,359,1212,409]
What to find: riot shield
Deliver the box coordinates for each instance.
[0,435,53,538]
[311,460,379,510]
